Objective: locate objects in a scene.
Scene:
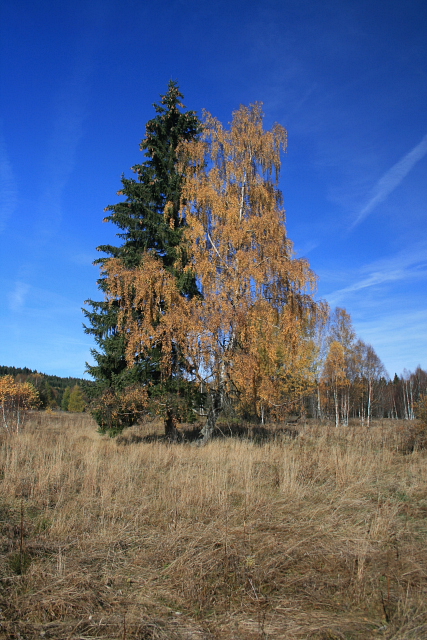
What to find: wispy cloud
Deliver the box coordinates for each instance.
[70,252,98,267]
[3,275,86,316]
[34,60,93,245]
[8,282,30,312]
[350,132,427,229]
[24,3,111,250]
[360,243,427,274]
[326,243,427,306]
[0,128,17,234]
[320,244,427,375]
[355,308,427,377]
[293,239,319,257]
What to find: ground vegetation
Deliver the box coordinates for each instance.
[0,412,426,639]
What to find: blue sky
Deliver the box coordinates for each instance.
[1,0,426,379]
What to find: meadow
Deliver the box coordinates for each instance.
[0,413,426,639]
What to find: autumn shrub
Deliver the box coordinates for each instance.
[89,384,148,436]
[393,395,427,453]
[407,394,427,451]
[416,394,427,425]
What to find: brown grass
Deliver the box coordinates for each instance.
[0,413,426,639]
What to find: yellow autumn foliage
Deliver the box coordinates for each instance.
[0,375,39,433]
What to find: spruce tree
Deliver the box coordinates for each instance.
[83,82,201,435]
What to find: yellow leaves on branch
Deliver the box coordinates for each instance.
[105,253,193,377]
[0,375,39,432]
[103,103,325,416]
[322,341,349,387]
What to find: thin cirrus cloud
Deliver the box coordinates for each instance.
[350,132,427,229]
[327,271,405,307]
[34,61,92,246]
[326,244,427,306]
[32,4,109,247]
[8,282,30,312]
[359,309,427,347]
[355,308,427,376]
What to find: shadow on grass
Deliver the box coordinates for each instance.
[116,421,300,445]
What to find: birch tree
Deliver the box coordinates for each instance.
[321,341,349,427]
[356,340,387,426]
[0,376,39,433]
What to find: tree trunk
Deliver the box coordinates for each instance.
[317,383,323,421]
[341,390,349,426]
[367,380,372,427]
[333,388,339,428]
[164,408,179,441]
[200,392,217,444]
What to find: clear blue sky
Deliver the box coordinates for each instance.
[1,0,426,379]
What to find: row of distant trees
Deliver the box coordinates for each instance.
[81,82,426,439]
[304,306,427,425]
[315,366,427,426]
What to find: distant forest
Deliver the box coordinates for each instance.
[0,365,92,410]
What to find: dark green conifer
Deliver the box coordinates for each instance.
[83,82,201,435]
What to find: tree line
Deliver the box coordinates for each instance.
[81,81,426,439]
[303,308,427,426]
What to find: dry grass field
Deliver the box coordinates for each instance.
[0,413,426,639]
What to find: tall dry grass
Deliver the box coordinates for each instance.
[0,412,426,639]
